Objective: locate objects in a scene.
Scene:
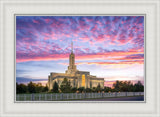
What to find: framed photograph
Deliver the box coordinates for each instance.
[0,0,160,117]
[15,15,145,102]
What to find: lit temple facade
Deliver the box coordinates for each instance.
[48,42,104,90]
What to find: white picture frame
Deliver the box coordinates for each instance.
[0,0,159,117]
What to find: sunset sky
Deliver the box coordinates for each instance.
[16,16,144,87]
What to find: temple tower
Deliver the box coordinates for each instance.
[65,41,77,74]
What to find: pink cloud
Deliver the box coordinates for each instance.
[44,18,51,23]
[33,20,39,24]
[96,34,106,42]
[79,37,90,42]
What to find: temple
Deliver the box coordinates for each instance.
[48,41,104,90]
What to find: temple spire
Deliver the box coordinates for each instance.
[71,40,73,53]
[65,40,77,74]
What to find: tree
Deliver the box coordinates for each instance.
[77,87,85,93]
[104,86,112,92]
[134,81,144,92]
[126,81,134,92]
[96,83,102,92]
[113,80,121,92]
[35,83,43,93]
[71,87,77,93]
[85,88,91,93]
[112,80,144,92]
[91,87,96,92]
[60,78,72,93]
[52,81,59,93]
[16,82,28,94]
[28,81,36,93]
[42,84,49,92]
[121,81,128,92]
